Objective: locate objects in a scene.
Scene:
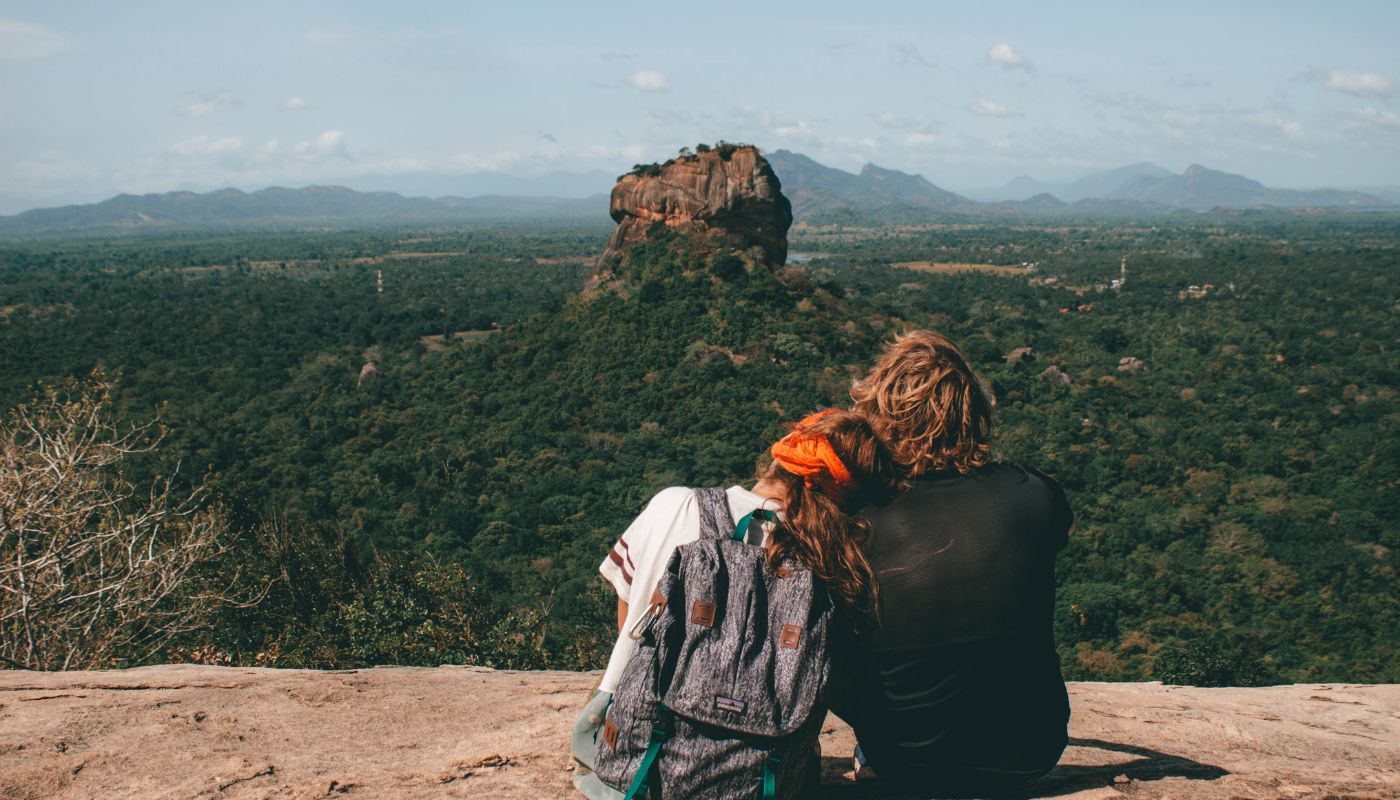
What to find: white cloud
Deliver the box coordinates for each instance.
[904,132,938,146]
[169,136,245,158]
[988,42,1030,70]
[730,106,823,146]
[772,119,818,142]
[0,19,72,59]
[159,130,346,174]
[1326,70,1395,97]
[180,89,242,117]
[1246,114,1305,140]
[293,130,348,160]
[1358,107,1400,127]
[281,97,308,111]
[971,98,1015,117]
[628,69,670,92]
[1343,107,1400,133]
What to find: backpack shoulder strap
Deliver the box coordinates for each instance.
[693,487,733,541]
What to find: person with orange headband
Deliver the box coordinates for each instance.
[571,409,899,799]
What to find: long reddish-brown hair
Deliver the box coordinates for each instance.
[850,329,993,477]
[760,410,899,615]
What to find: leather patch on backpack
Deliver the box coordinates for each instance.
[601,712,618,750]
[690,599,716,627]
[779,624,802,649]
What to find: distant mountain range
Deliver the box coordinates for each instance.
[2,153,1395,236]
[1103,164,1384,211]
[766,151,1396,220]
[0,185,608,235]
[764,150,968,219]
[988,162,1175,203]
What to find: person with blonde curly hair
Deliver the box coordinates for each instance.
[835,329,1074,798]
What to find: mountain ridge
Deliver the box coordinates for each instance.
[988,162,1175,202]
[0,185,609,234]
[766,149,972,219]
[1105,163,1383,211]
[3,153,1396,235]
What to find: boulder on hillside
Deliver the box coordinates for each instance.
[1118,356,1148,373]
[1040,364,1072,386]
[356,361,379,388]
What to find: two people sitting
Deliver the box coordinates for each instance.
[575,330,1073,798]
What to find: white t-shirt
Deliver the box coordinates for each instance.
[596,485,775,693]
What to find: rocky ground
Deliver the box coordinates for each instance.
[1,665,1396,799]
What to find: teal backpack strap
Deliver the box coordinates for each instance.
[623,704,674,800]
[762,753,781,799]
[733,509,779,543]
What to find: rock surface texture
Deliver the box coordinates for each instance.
[1,665,1397,799]
[598,147,793,276]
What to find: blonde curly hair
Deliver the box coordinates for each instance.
[850,330,993,477]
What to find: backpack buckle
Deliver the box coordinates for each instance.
[628,588,668,641]
[652,705,675,741]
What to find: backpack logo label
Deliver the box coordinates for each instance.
[690,599,716,627]
[714,695,747,714]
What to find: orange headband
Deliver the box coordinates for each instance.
[770,410,854,501]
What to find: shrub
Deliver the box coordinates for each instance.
[0,375,249,669]
[1152,634,1274,687]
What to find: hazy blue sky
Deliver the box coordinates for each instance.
[2,1,1398,211]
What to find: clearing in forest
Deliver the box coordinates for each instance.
[418,329,501,350]
[892,261,1032,275]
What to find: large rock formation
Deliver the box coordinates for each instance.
[2,665,1398,799]
[596,146,792,280]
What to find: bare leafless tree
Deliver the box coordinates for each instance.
[0,375,249,670]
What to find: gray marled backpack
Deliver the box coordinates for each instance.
[594,487,834,799]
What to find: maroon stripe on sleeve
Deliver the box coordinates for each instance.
[608,547,633,584]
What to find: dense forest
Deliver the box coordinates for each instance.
[1,216,1395,684]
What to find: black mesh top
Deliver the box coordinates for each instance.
[830,463,1073,794]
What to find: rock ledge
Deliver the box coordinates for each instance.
[1,665,1397,799]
